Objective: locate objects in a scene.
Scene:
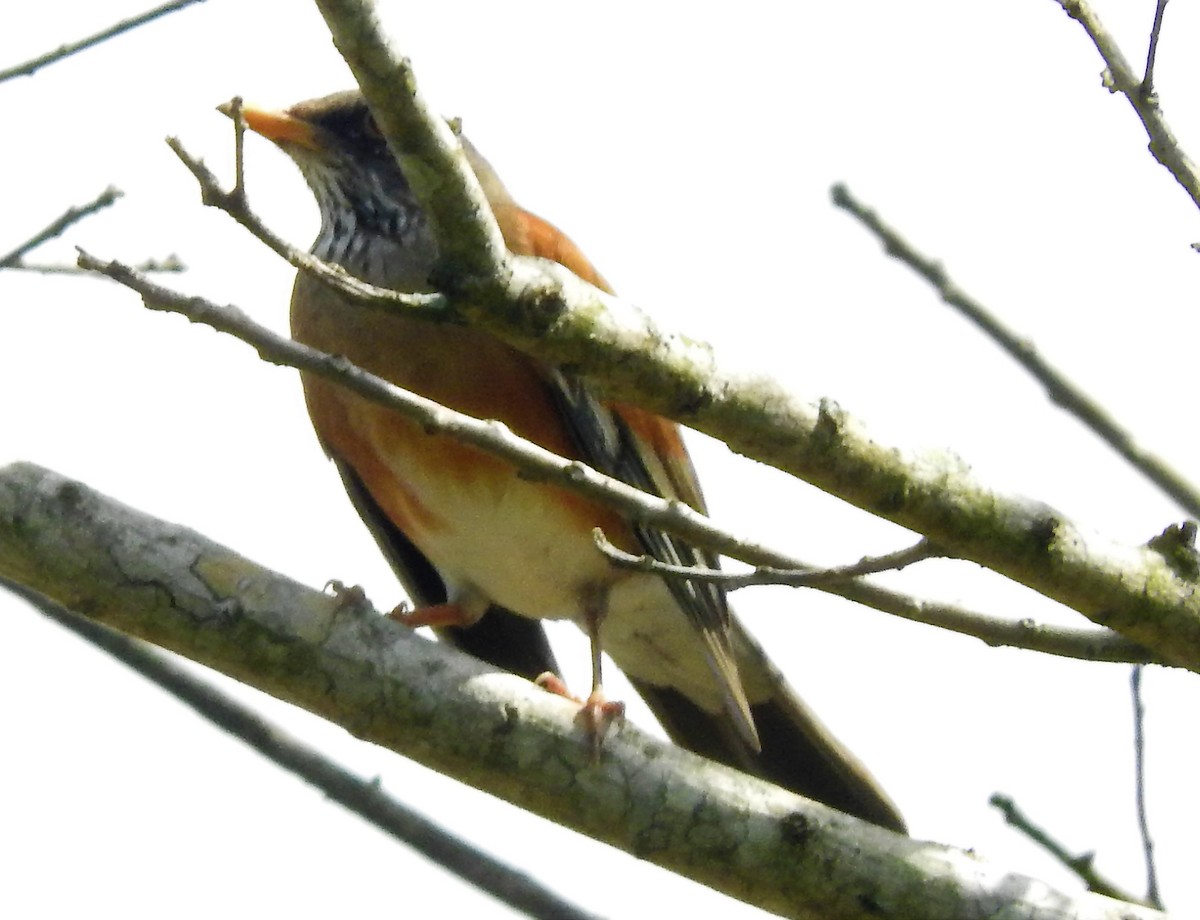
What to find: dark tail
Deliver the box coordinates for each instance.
[634,622,905,834]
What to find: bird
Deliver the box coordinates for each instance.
[232,90,905,833]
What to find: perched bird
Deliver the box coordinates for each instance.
[234,91,904,832]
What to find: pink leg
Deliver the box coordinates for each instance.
[387,601,473,628]
[535,601,624,756]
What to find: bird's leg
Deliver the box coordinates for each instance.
[580,600,625,754]
[323,582,470,629]
[537,590,624,756]
[387,601,472,628]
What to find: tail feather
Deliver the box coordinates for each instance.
[635,620,905,834]
[633,679,905,833]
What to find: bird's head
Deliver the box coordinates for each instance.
[228,91,447,286]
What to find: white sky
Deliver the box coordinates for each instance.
[3,1,1199,917]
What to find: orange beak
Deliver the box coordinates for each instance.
[217,100,320,150]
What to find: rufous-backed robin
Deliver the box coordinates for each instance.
[235,91,904,833]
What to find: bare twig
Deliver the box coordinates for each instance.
[0,187,178,274]
[832,183,1200,520]
[1055,0,1200,211]
[595,527,1155,661]
[595,532,942,589]
[2,577,602,920]
[229,96,247,197]
[166,133,448,318]
[0,187,123,269]
[1131,667,1162,908]
[854,590,1155,663]
[0,461,1170,920]
[75,250,1154,666]
[990,793,1150,907]
[1141,0,1170,98]
[6,254,185,275]
[0,0,208,83]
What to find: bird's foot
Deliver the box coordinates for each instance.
[536,673,625,757]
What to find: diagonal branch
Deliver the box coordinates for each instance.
[75,249,1153,666]
[74,248,795,574]
[1,187,123,268]
[830,183,1200,519]
[990,793,1150,906]
[0,186,183,274]
[1055,0,1200,211]
[0,0,208,83]
[0,461,1168,920]
[311,1,508,281]
[3,577,602,920]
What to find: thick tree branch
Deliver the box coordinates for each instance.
[76,250,1152,666]
[3,579,600,920]
[0,462,1167,920]
[830,183,1200,520]
[311,0,509,280]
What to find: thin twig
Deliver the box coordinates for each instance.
[0,0,207,83]
[0,187,123,269]
[1131,666,1162,908]
[5,255,185,275]
[595,527,1156,661]
[74,250,1155,666]
[229,96,247,197]
[166,133,448,318]
[2,577,602,920]
[1141,0,1170,98]
[595,532,942,589]
[832,183,1200,520]
[1056,0,1200,211]
[990,793,1149,906]
[851,588,1156,663]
